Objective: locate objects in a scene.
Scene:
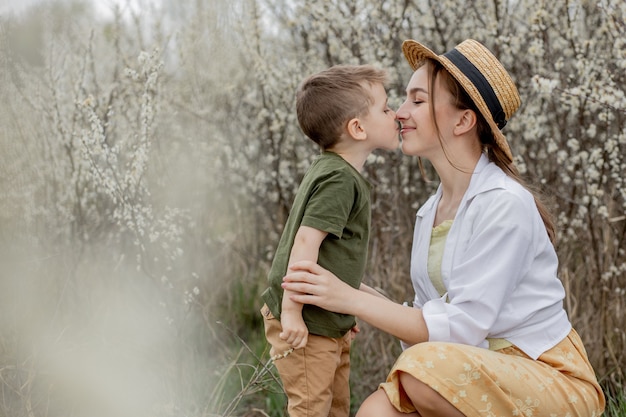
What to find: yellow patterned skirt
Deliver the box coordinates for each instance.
[380,329,605,416]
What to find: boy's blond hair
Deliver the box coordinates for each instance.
[296,65,389,150]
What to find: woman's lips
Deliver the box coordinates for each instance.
[400,126,415,135]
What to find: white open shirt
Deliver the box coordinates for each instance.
[408,154,571,360]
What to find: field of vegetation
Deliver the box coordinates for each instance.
[0,0,624,415]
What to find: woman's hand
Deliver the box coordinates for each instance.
[284,261,430,345]
[282,260,357,315]
[350,323,361,341]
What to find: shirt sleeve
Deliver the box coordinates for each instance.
[423,189,535,346]
[300,170,356,238]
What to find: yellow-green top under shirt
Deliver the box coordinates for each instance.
[428,220,511,351]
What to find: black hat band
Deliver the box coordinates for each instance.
[443,48,507,129]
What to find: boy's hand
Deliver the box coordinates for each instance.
[279,311,309,349]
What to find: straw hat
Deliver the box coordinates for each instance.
[402,39,520,162]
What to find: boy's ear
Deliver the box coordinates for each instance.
[346,117,367,141]
[454,109,477,135]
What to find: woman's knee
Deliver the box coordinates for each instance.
[398,372,433,400]
[356,389,406,417]
[398,372,464,417]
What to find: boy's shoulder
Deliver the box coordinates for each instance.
[312,151,344,164]
[304,152,361,181]
[309,151,353,170]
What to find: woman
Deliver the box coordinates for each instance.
[281,39,605,416]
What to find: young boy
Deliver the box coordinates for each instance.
[260,65,399,416]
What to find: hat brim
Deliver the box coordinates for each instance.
[401,40,513,162]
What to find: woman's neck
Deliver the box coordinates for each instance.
[433,151,481,226]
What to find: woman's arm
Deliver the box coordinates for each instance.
[283,261,429,345]
[359,282,389,299]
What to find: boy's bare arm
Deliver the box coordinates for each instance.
[280,225,328,349]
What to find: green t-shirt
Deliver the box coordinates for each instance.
[261,151,371,338]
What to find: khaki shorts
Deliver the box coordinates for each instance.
[261,304,352,417]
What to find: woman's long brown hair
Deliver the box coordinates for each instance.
[425,60,556,243]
